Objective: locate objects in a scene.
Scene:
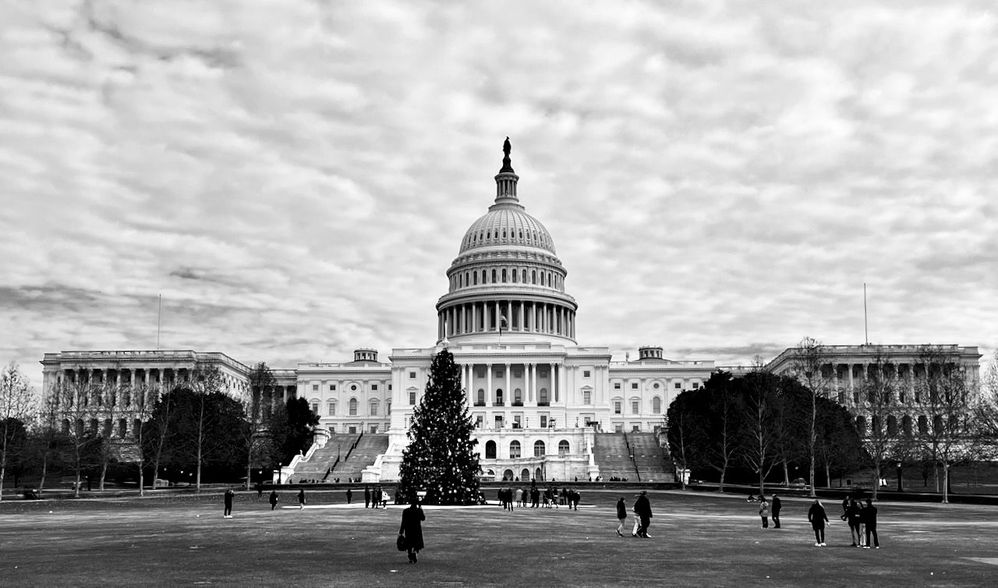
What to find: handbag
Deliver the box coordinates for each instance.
[396,533,406,551]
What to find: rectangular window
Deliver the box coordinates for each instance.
[614,423,623,433]
[310,402,318,413]
[388,384,392,391]
[632,424,641,432]
[631,382,638,390]
[370,425,378,434]
[583,390,591,404]
[349,404,357,416]
[631,401,639,415]
[614,382,621,390]
[674,382,682,389]
[583,370,591,378]
[409,371,416,379]
[370,404,377,416]
[372,384,378,391]
[614,401,621,415]
[409,391,417,405]
[329,384,336,391]
[312,384,319,391]
[540,415,548,428]
[328,403,335,416]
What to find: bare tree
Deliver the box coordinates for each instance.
[789,337,832,498]
[131,381,155,496]
[740,372,781,495]
[95,374,124,492]
[859,348,901,500]
[187,363,224,492]
[147,378,175,490]
[48,374,101,497]
[914,345,977,503]
[974,350,998,451]
[1,362,36,501]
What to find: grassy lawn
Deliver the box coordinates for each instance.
[3,489,998,587]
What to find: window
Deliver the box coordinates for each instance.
[583,390,591,404]
[674,382,681,389]
[614,382,621,390]
[369,399,379,416]
[410,390,417,405]
[409,371,416,379]
[558,440,570,456]
[538,388,549,406]
[327,401,336,416]
[614,423,623,433]
[476,389,485,406]
[370,425,378,434]
[310,401,319,413]
[533,440,546,457]
[118,418,127,438]
[653,382,660,389]
[372,384,378,391]
[312,384,319,392]
[349,398,358,416]
[513,388,522,406]
[329,384,336,391]
[614,401,622,414]
[510,440,521,458]
[631,400,639,415]
[495,388,504,406]
[486,440,497,459]
[351,384,357,391]
[631,382,638,390]
[652,397,662,414]
[540,415,548,428]
[584,370,591,378]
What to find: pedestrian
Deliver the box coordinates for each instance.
[223,487,235,518]
[364,485,371,509]
[759,497,770,528]
[297,488,306,510]
[633,491,653,538]
[269,489,279,510]
[808,499,829,546]
[515,487,523,508]
[256,482,263,500]
[861,499,880,549]
[615,497,627,537]
[346,487,353,504]
[375,486,383,508]
[846,498,863,547]
[399,496,426,564]
[772,494,782,529]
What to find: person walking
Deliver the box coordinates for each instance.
[297,488,306,510]
[399,496,426,564]
[808,499,829,546]
[346,487,353,505]
[759,497,770,528]
[772,494,782,529]
[861,499,880,549]
[269,489,279,510]
[364,485,371,509]
[633,491,653,538]
[615,497,627,537]
[223,488,235,518]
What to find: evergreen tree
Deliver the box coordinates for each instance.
[398,348,480,505]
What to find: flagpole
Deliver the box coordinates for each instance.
[157,294,162,349]
[863,283,868,345]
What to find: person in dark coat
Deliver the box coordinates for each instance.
[399,497,426,564]
[364,485,371,508]
[861,499,879,548]
[269,490,279,510]
[346,488,353,504]
[223,488,235,518]
[633,491,653,538]
[808,499,829,546]
[846,498,863,546]
[771,495,782,528]
[297,488,306,510]
[615,497,627,537]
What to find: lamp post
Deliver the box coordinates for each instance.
[897,462,903,492]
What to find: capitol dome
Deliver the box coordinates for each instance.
[435,139,577,345]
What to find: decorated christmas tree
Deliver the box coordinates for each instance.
[397,348,481,505]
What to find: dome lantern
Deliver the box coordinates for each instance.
[494,137,519,205]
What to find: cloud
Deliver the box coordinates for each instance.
[2,0,996,387]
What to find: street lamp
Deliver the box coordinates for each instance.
[897,462,903,492]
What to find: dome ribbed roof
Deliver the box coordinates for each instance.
[459,205,556,254]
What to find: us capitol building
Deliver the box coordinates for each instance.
[40,140,980,484]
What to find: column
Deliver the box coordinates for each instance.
[504,363,511,406]
[531,303,537,334]
[507,301,512,331]
[559,363,567,404]
[531,363,537,404]
[495,301,501,331]
[848,364,855,404]
[486,363,493,406]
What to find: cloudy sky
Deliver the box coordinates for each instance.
[2,0,996,388]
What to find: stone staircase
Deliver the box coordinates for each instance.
[629,432,675,483]
[593,433,638,481]
[329,433,389,482]
[290,434,360,483]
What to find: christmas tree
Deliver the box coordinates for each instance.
[397,348,481,505]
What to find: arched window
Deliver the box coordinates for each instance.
[310,399,319,413]
[652,396,662,414]
[510,440,521,458]
[512,269,517,283]
[485,440,497,459]
[558,440,570,455]
[533,440,546,457]
[118,418,127,438]
[902,414,913,437]
[522,269,527,282]
[513,388,522,406]
[133,418,141,439]
[473,272,478,285]
[328,400,336,416]
[917,415,928,434]
[532,270,537,284]
[476,388,486,406]
[492,269,497,283]
[886,415,898,436]
[369,399,379,416]
[349,397,358,416]
[502,269,507,282]
[495,388,504,406]
[538,387,549,406]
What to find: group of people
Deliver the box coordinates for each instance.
[495,485,582,510]
[223,487,307,516]
[363,485,391,508]
[614,491,653,538]
[752,494,782,528]
[807,497,879,548]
